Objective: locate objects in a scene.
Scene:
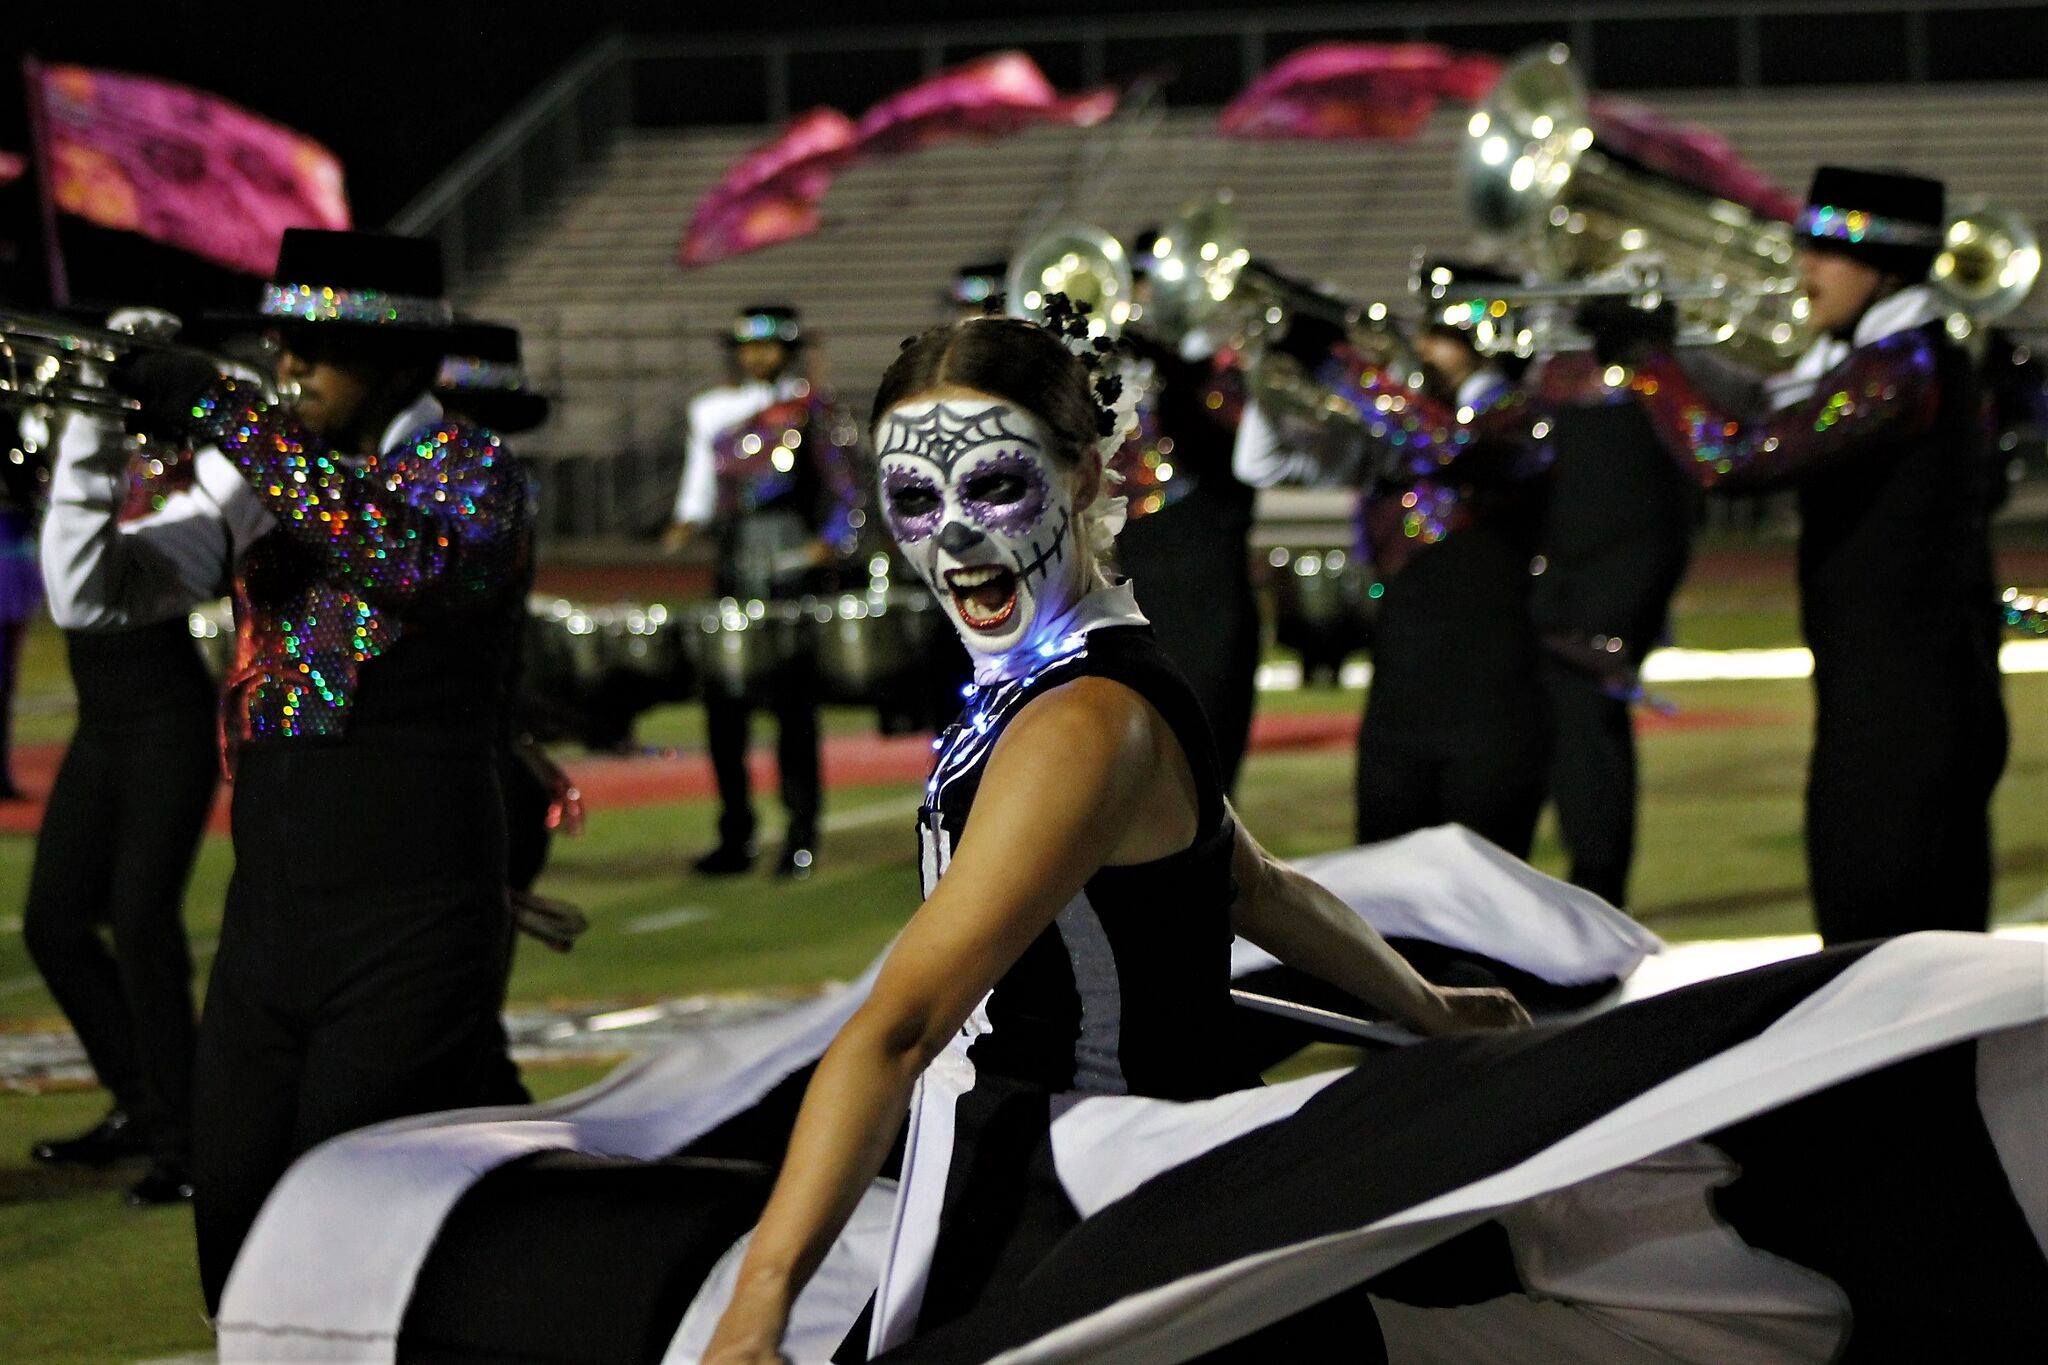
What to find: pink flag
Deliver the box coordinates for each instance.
[679,107,859,267]
[852,51,1117,155]
[28,62,350,275]
[680,55,1117,268]
[1588,98,1800,222]
[1220,43,1503,141]
[0,152,23,188]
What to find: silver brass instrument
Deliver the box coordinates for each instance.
[1147,195,1424,433]
[1933,199,2041,333]
[1460,44,1811,369]
[0,308,283,417]
[1006,223,1134,339]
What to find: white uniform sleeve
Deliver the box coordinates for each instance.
[38,410,271,631]
[1232,399,1341,488]
[673,392,720,526]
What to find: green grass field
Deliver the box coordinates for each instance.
[2,569,2044,1362]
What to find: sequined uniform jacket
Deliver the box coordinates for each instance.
[710,391,866,595]
[196,381,534,750]
[1627,323,2003,679]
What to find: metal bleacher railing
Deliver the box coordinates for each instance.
[387,2,2048,544]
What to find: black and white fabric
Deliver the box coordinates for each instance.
[209,618,2045,1363]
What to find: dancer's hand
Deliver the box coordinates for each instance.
[703,1275,791,1365]
[1419,985,1531,1036]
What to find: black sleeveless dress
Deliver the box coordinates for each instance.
[864,624,1381,1360]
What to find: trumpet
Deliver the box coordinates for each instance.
[0,308,283,418]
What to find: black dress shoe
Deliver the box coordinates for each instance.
[773,842,817,880]
[693,840,756,877]
[126,1161,195,1206]
[31,1110,149,1168]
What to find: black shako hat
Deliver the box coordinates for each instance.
[728,304,803,347]
[949,262,1006,309]
[1798,166,1947,279]
[211,228,463,343]
[435,321,551,433]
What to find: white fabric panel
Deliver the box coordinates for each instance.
[1051,1070,1347,1218]
[988,934,2048,1363]
[1230,825,1662,988]
[868,1047,975,1357]
[668,1180,897,1364]
[216,974,873,1362]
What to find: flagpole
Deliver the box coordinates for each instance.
[20,55,71,308]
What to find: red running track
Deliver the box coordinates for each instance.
[0,705,1778,837]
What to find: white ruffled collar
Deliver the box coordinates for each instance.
[1767,284,1947,410]
[968,580,1148,685]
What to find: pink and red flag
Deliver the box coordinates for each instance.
[1587,98,1800,222]
[27,61,350,275]
[1219,43,1504,141]
[0,152,24,189]
[679,107,858,267]
[680,52,1117,268]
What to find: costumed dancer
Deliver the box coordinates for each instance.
[1593,167,2008,942]
[113,230,533,1308]
[1111,229,1261,792]
[705,312,1528,1361]
[21,310,269,1207]
[664,305,863,879]
[1235,297,1551,857]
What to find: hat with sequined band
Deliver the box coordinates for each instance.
[949,262,1007,311]
[212,228,464,344]
[1798,166,1946,279]
[434,322,551,433]
[728,304,804,348]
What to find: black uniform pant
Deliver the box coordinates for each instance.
[1537,657,1638,906]
[704,664,821,847]
[192,741,513,1310]
[1355,724,1548,859]
[1806,649,2008,945]
[22,706,216,1164]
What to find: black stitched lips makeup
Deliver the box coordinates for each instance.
[876,397,1082,656]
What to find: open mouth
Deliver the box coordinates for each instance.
[943,564,1020,631]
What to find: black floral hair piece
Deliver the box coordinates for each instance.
[1038,292,1126,439]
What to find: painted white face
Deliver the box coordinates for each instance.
[876,397,1086,662]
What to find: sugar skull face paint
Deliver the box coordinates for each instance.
[877,397,1085,661]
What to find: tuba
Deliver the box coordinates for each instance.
[0,308,286,417]
[1005,223,1134,339]
[1932,198,2041,332]
[1460,44,1810,370]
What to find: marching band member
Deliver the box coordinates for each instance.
[948,260,1006,320]
[1235,298,1551,858]
[113,229,534,1307]
[21,310,269,1207]
[1111,230,1261,790]
[1594,167,2009,942]
[664,305,862,879]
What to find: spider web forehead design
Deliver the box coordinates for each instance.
[877,402,1042,474]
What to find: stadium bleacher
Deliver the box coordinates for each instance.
[461,82,2046,479]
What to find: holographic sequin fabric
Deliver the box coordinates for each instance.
[1314,348,1549,579]
[259,282,456,326]
[1627,330,1942,490]
[712,392,866,554]
[196,380,532,742]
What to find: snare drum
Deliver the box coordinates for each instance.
[811,589,946,705]
[1269,547,1376,684]
[683,597,810,702]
